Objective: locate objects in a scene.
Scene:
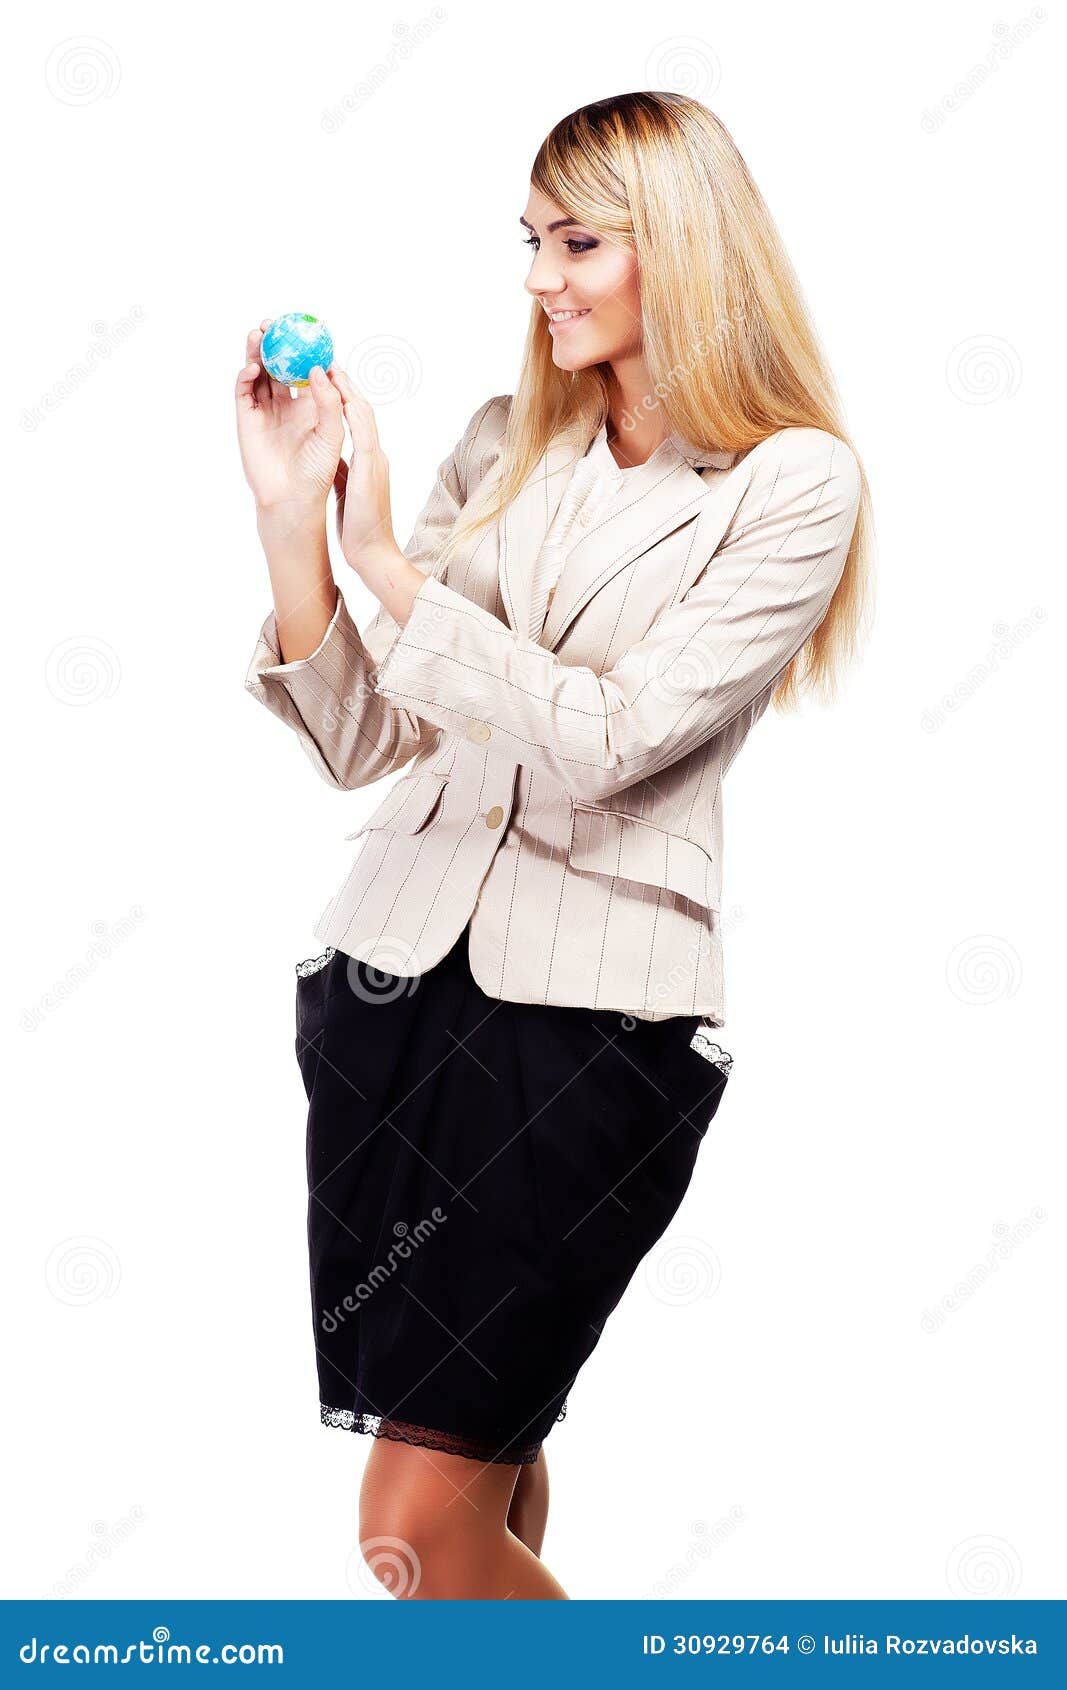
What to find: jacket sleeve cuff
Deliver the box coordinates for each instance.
[369,573,607,777]
[373,573,537,709]
[252,583,351,680]
[244,585,379,789]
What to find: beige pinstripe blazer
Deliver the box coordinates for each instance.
[245,395,861,1026]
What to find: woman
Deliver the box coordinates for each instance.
[236,92,872,1601]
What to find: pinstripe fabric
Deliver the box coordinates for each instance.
[245,394,861,1027]
[527,424,625,637]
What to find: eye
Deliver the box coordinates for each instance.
[522,235,598,256]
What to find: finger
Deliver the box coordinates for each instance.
[308,364,343,427]
[325,367,356,448]
[326,363,356,401]
[245,323,266,363]
[235,359,261,410]
[328,365,367,425]
[334,374,380,452]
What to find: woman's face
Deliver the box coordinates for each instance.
[521,185,641,372]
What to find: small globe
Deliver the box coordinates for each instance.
[260,312,334,387]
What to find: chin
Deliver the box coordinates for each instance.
[551,341,608,374]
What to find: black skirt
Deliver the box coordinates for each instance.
[294,921,731,1465]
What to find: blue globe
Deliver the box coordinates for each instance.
[260,312,334,387]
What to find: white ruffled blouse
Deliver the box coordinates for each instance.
[527,423,640,639]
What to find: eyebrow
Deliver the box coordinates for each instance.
[519,215,586,234]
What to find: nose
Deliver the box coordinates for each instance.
[524,248,566,302]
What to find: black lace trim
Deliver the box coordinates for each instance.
[319,1403,559,1466]
[296,947,336,978]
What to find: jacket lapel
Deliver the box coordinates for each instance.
[497,433,579,640]
[537,452,714,650]
[496,422,739,650]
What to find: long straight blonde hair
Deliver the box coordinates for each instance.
[436,91,873,710]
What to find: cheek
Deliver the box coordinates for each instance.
[589,253,641,333]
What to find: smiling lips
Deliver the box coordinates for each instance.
[546,307,590,328]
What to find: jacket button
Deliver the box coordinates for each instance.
[468,720,491,742]
[485,805,504,829]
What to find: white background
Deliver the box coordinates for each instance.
[4,0,1062,1602]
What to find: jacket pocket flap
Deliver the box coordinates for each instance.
[568,805,718,910]
[345,771,450,839]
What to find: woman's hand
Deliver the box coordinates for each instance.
[326,368,400,571]
[235,320,345,516]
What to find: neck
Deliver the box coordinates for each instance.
[603,360,669,469]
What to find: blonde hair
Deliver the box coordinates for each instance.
[438,90,874,710]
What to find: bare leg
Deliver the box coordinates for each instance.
[506,1448,549,1556]
[359,1438,568,1600]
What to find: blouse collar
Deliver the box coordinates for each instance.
[585,419,735,474]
